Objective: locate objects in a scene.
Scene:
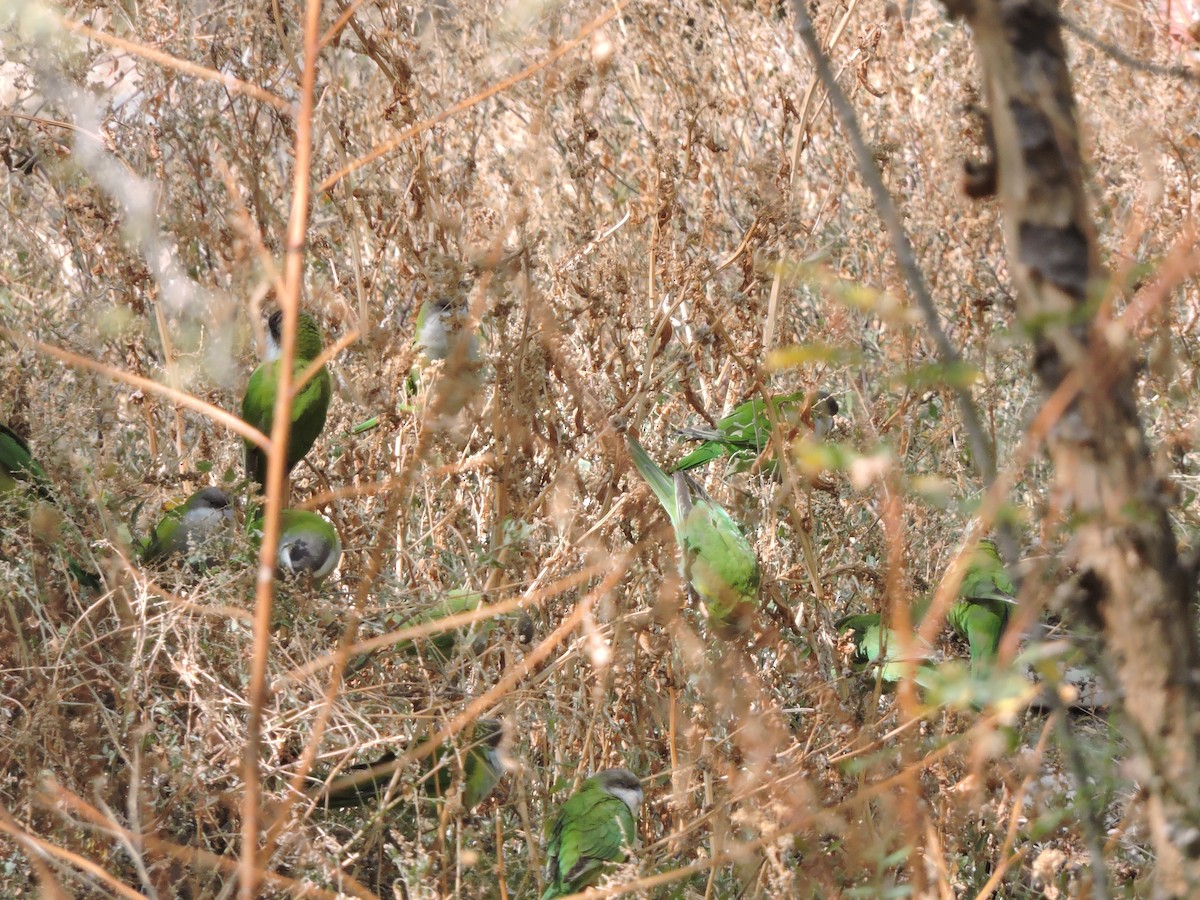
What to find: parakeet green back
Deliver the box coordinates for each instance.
[628,435,760,630]
[948,539,1016,669]
[242,311,332,487]
[672,391,837,474]
[0,422,51,499]
[422,719,505,810]
[542,768,643,900]
[837,612,936,686]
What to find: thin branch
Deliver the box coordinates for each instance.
[54,14,291,113]
[317,0,635,192]
[787,1,996,486]
[238,0,322,895]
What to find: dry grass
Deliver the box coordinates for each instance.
[1,0,1197,896]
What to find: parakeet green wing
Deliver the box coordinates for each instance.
[422,719,505,809]
[959,538,1017,602]
[837,612,936,686]
[671,391,837,473]
[542,768,642,900]
[948,539,1016,669]
[242,312,332,487]
[628,436,760,630]
[0,423,51,498]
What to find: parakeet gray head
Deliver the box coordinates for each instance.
[279,528,340,581]
[264,310,283,362]
[809,392,839,439]
[593,767,644,814]
[188,486,232,514]
[415,300,452,361]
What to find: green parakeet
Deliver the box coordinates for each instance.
[0,422,51,499]
[628,435,760,631]
[947,538,1016,670]
[248,508,341,582]
[421,718,506,809]
[317,719,505,811]
[542,767,643,900]
[1,422,99,587]
[140,487,234,565]
[241,311,332,487]
[671,391,837,474]
[836,612,936,688]
[394,588,529,664]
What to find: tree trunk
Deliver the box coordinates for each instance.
[942,1,1200,895]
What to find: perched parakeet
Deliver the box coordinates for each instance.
[317,719,505,811]
[947,538,1016,670]
[628,435,760,631]
[248,508,341,582]
[1,422,99,587]
[394,588,532,664]
[672,391,837,474]
[414,299,481,364]
[836,612,936,688]
[0,422,51,499]
[241,311,332,487]
[542,768,644,900]
[421,718,506,809]
[140,487,234,565]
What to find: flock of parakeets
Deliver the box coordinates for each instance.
[1,310,1023,894]
[0,311,342,582]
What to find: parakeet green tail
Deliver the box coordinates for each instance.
[628,435,761,631]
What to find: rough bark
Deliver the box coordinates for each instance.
[943,1,1200,895]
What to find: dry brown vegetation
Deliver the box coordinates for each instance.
[1,0,1199,897]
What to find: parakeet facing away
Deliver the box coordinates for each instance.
[241,311,332,487]
[542,767,644,900]
[628,435,760,631]
[140,487,234,565]
[317,719,505,811]
[0,422,51,499]
[947,538,1016,670]
[248,508,341,582]
[672,391,838,474]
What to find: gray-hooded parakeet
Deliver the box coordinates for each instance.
[542,767,644,900]
[628,435,760,631]
[317,719,505,812]
[141,486,234,565]
[672,391,837,475]
[248,508,341,583]
[241,311,332,487]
